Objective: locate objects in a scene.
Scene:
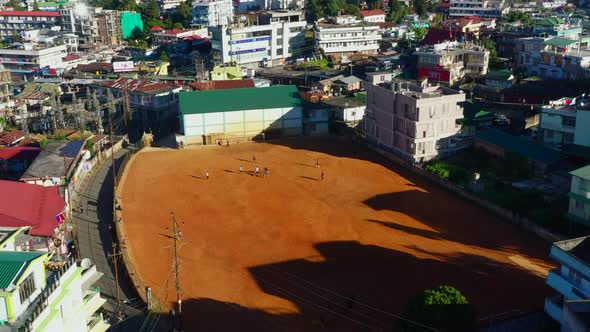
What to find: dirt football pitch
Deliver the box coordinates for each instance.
[119,138,555,331]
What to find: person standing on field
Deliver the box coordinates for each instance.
[206,170,209,180]
[316,159,320,168]
[255,166,260,177]
[321,170,325,181]
[240,165,244,174]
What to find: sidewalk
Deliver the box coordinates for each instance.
[72,148,146,330]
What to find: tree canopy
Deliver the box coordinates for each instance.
[398,286,477,332]
[5,0,25,10]
[505,11,533,25]
[388,0,411,23]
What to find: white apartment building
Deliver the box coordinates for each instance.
[0,252,110,332]
[449,0,507,18]
[364,79,467,163]
[314,22,381,60]
[161,0,187,11]
[360,9,386,23]
[192,0,234,27]
[0,44,67,77]
[236,0,304,12]
[209,10,306,68]
[540,96,590,149]
[0,11,62,38]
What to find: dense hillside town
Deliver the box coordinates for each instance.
[0,0,590,330]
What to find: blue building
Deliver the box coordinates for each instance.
[545,236,590,331]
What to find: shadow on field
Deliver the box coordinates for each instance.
[174,240,551,332]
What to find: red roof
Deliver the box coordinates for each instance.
[0,147,41,161]
[189,79,255,91]
[0,180,66,237]
[360,9,386,17]
[0,11,61,17]
[102,78,178,94]
[0,130,25,146]
[151,26,164,31]
[422,28,464,45]
[62,54,81,62]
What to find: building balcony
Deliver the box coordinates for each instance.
[87,313,109,332]
[547,268,586,300]
[545,295,563,323]
[82,289,107,319]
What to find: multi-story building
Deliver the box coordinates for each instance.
[0,251,110,332]
[540,96,590,150]
[153,28,208,44]
[545,236,590,331]
[94,9,122,46]
[566,165,590,227]
[415,41,489,85]
[449,0,506,18]
[192,0,234,27]
[515,36,590,80]
[160,0,187,11]
[0,11,62,39]
[364,79,467,163]
[0,44,67,79]
[533,17,581,41]
[314,21,381,61]
[209,10,306,68]
[360,9,386,23]
[94,78,182,139]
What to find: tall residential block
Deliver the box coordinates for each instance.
[364,79,467,163]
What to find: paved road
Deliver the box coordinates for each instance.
[72,148,149,331]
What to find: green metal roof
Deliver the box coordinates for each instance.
[179,85,303,115]
[486,69,513,81]
[544,37,578,48]
[475,128,561,164]
[571,164,590,180]
[0,251,44,289]
[535,17,564,27]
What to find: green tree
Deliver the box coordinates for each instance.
[483,38,500,69]
[389,0,411,23]
[33,0,39,10]
[306,0,325,22]
[119,0,139,11]
[411,26,428,41]
[142,0,161,30]
[505,11,532,25]
[160,50,170,62]
[5,0,25,10]
[174,0,193,27]
[399,286,477,332]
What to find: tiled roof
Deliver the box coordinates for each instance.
[76,62,113,73]
[179,85,302,115]
[0,10,61,17]
[101,78,178,94]
[189,79,255,91]
[422,28,464,45]
[0,180,66,237]
[161,28,186,35]
[62,54,81,62]
[0,130,25,146]
[0,147,41,160]
[0,251,45,289]
[360,9,386,17]
[151,25,164,31]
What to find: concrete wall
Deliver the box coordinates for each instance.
[366,141,564,243]
[569,176,590,221]
[182,107,303,141]
[575,110,590,147]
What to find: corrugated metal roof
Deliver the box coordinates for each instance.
[571,164,590,181]
[475,128,561,164]
[0,251,44,289]
[179,85,303,115]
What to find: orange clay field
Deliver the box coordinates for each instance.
[118,138,555,332]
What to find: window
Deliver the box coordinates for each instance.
[562,116,576,127]
[18,274,36,303]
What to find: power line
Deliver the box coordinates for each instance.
[264,266,442,332]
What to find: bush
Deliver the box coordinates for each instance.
[399,286,477,332]
[425,161,469,185]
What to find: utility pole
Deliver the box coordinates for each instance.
[170,212,183,331]
[108,242,124,321]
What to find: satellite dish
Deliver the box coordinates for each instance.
[81,258,92,270]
